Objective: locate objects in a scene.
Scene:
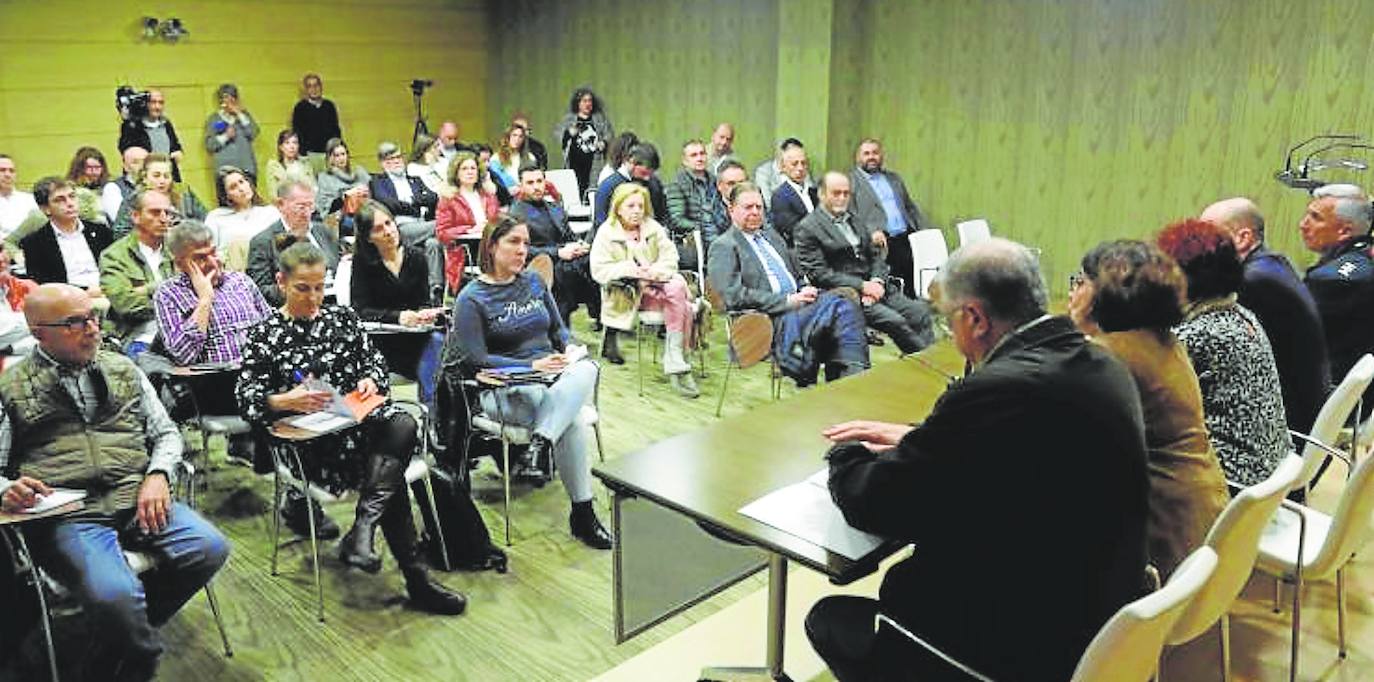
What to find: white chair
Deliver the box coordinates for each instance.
[1165,454,1305,681]
[956,219,991,247]
[908,228,949,298]
[332,255,352,306]
[545,168,591,220]
[1293,354,1374,496]
[876,547,1218,682]
[1256,441,1374,682]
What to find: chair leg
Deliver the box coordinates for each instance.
[1220,613,1231,682]
[637,324,646,396]
[715,361,734,418]
[1272,577,1281,613]
[502,439,512,546]
[13,531,60,682]
[1337,567,1348,658]
[270,462,282,576]
[1289,576,1301,682]
[202,582,234,657]
[301,483,325,623]
[420,469,451,572]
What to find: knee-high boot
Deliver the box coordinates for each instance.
[339,454,405,574]
[379,487,468,615]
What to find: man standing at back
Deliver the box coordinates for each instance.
[806,238,1149,682]
[1201,197,1330,435]
[850,138,931,299]
[291,73,343,165]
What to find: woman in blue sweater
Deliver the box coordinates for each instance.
[445,214,612,549]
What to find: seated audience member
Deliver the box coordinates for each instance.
[469,143,513,206]
[118,89,185,181]
[597,131,639,187]
[1069,239,1228,575]
[0,241,38,367]
[591,183,699,396]
[509,165,599,327]
[264,129,316,195]
[237,238,473,612]
[1298,184,1374,414]
[0,154,40,239]
[796,172,934,354]
[706,122,737,176]
[665,139,725,269]
[315,137,371,217]
[246,181,341,306]
[709,160,749,243]
[65,146,112,226]
[205,165,281,271]
[807,238,1149,682]
[435,151,499,293]
[554,86,614,197]
[99,190,176,356]
[203,83,259,183]
[1157,219,1290,486]
[350,201,446,413]
[593,143,668,231]
[290,73,342,161]
[0,283,230,681]
[851,138,930,300]
[370,142,439,224]
[753,137,803,210]
[102,146,148,225]
[1200,197,1331,435]
[708,183,868,386]
[436,120,464,167]
[511,113,548,170]
[445,214,613,549]
[407,133,448,194]
[113,153,208,238]
[489,124,536,192]
[20,178,114,294]
[769,144,817,247]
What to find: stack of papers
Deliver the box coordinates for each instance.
[25,488,86,514]
[286,378,387,434]
[739,468,884,561]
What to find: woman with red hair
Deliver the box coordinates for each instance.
[1156,218,1290,488]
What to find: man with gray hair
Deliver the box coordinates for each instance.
[807,238,1149,682]
[246,181,340,306]
[1201,197,1330,435]
[1298,184,1374,412]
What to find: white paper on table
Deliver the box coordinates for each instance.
[288,411,354,433]
[739,468,884,561]
[25,488,86,514]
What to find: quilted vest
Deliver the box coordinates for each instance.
[0,351,149,517]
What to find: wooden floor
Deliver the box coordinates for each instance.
[11,310,1374,681]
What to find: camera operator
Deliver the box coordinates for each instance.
[117,89,185,182]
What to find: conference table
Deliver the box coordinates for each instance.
[593,345,965,680]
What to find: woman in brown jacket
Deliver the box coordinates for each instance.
[1069,239,1228,577]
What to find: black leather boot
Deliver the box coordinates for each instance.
[381,490,468,615]
[339,454,405,574]
[515,434,553,486]
[281,488,340,540]
[570,500,613,550]
[600,329,625,365]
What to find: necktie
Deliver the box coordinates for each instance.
[752,233,797,295]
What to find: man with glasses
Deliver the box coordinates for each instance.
[806,238,1149,682]
[246,181,340,306]
[98,190,177,356]
[795,171,934,354]
[0,283,229,682]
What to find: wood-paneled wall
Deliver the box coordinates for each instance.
[0,0,487,204]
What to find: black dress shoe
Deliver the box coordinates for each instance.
[570,501,613,550]
[865,330,886,346]
[515,435,553,486]
[281,494,341,540]
[403,567,468,615]
[601,329,625,365]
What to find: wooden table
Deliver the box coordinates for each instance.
[593,348,964,680]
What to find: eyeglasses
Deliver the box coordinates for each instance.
[35,313,102,332]
[1069,271,1086,290]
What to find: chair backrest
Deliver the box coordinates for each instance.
[692,228,707,289]
[908,228,949,298]
[1168,454,1304,644]
[333,255,353,306]
[545,169,584,208]
[1306,444,1374,578]
[1070,547,1217,682]
[956,219,991,247]
[1297,354,1374,491]
[528,253,555,290]
[730,313,773,369]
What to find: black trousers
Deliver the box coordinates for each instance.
[806,595,973,682]
[886,232,916,299]
[866,291,935,354]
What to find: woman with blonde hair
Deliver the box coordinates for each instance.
[112,152,207,237]
[489,124,534,192]
[590,182,698,397]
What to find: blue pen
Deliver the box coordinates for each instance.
[293,370,306,384]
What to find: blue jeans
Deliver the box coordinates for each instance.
[28,502,230,674]
[416,330,445,411]
[479,360,598,502]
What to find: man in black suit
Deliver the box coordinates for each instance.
[768,144,816,248]
[707,182,868,386]
[510,165,598,325]
[1201,197,1331,435]
[807,238,1149,682]
[19,178,114,295]
[850,138,931,299]
[796,172,934,354]
[370,142,439,224]
[592,143,667,232]
[245,181,341,306]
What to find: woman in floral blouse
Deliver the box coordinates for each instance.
[237,236,487,615]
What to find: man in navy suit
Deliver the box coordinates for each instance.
[19,179,114,294]
[592,143,667,235]
[1201,197,1331,435]
[769,144,817,249]
[850,139,931,299]
[370,142,438,224]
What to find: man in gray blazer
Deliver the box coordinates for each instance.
[707,182,869,385]
[796,172,934,354]
[849,138,930,299]
[246,181,341,306]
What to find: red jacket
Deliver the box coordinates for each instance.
[435,192,499,289]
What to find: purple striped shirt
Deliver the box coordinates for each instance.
[154,271,272,365]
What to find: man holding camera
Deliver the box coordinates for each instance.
[118,90,184,183]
